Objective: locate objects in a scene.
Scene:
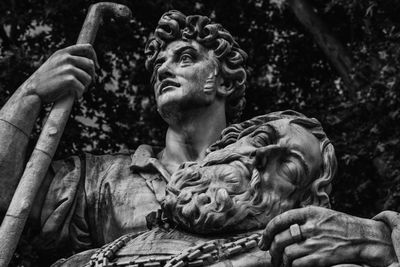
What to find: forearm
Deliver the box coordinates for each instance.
[0,43,95,219]
[0,80,42,212]
[373,211,400,264]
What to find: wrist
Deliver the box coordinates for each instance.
[360,220,397,266]
[0,81,42,137]
[18,77,43,106]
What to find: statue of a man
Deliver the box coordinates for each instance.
[53,110,336,267]
[0,9,398,267]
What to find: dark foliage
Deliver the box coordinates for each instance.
[1,0,400,265]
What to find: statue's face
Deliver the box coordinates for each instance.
[163,118,323,233]
[153,39,219,114]
[223,118,323,201]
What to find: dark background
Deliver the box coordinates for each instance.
[1,0,400,265]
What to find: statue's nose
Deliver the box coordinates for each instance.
[215,188,233,212]
[157,61,174,81]
[197,193,211,205]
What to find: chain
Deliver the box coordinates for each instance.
[220,233,260,258]
[164,240,219,267]
[83,232,144,267]
[163,233,261,267]
[84,232,261,267]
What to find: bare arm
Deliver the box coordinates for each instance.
[0,85,41,213]
[0,44,96,217]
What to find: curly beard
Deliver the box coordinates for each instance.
[162,151,296,234]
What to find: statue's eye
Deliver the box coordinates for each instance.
[224,175,239,184]
[180,53,194,63]
[252,132,270,147]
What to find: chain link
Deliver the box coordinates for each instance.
[84,232,261,267]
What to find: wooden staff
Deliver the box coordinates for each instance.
[0,3,131,266]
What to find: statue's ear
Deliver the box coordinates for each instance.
[216,77,234,97]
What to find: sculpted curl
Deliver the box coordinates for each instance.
[145,10,247,123]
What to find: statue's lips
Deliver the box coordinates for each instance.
[159,80,181,95]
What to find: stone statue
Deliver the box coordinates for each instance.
[52,110,336,266]
[0,8,399,267]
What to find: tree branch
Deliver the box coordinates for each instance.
[0,25,13,50]
[284,0,360,97]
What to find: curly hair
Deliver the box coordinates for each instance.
[145,10,247,123]
[208,110,337,208]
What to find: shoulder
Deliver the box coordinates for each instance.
[84,151,134,168]
[51,151,135,174]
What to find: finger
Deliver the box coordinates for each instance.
[63,74,86,99]
[269,229,293,267]
[260,207,311,250]
[292,254,324,267]
[66,55,95,80]
[291,246,360,267]
[41,73,85,102]
[63,44,98,67]
[75,68,92,91]
[270,229,309,267]
[58,63,93,90]
[280,243,310,267]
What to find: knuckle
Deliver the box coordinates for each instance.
[62,64,75,73]
[283,246,291,257]
[88,60,95,71]
[60,53,72,63]
[65,75,78,86]
[305,205,313,215]
[83,44,94,54]
[303,222,316,236]
[292,259,302,267]
[86,73,93,82]
[64,74,74,82]
[53,48,64,56]
[270,215,281,227]
[273,235,282,246]
[87,44,95,52]
[269,240,277,255]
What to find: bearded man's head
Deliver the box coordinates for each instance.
[162,110,337,234]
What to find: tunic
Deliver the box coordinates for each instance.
[34,144,169,253]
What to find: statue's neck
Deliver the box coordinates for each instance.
[160,102,226,174]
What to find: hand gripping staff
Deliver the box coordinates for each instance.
[0,3,131,266]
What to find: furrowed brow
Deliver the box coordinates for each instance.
[154,45,197,65]
[174,45,197,56]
